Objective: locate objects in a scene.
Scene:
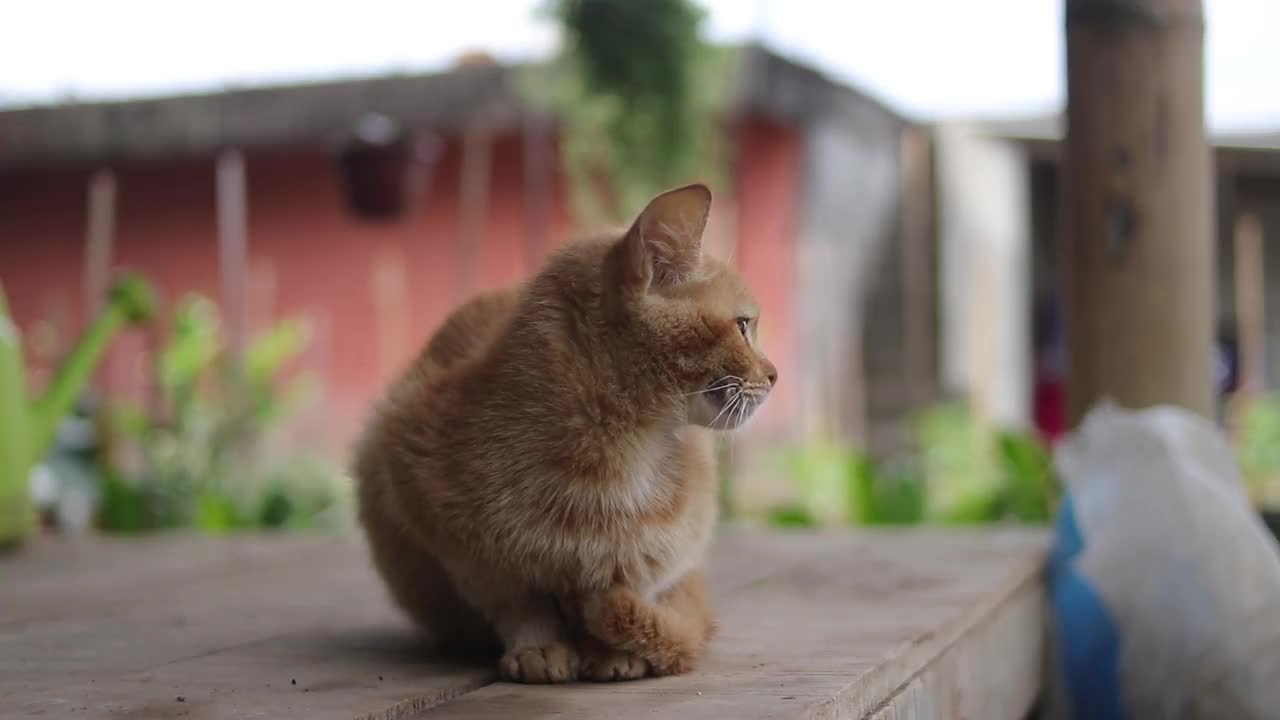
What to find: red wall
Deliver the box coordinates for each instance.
[0,119,802,447]
[734,118,802,430]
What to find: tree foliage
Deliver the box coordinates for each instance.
[532,0,732,225]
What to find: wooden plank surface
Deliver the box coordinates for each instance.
[0,527,1047,719]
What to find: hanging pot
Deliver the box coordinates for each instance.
[337,114,411,221]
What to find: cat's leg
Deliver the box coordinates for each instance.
[360,511,500,658]
[582,568,714,677]
[479,591,581,684]
[657,567,717,643]
[450,573,576,681]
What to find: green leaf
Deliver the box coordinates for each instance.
[160,295,221,391]
[915,404,1004,524]
[195,491,244,533]
[107,274,158,323]
[867,459,927,526]
[98,471,151,532]
[766,504,817,528]
[244,319,310,386]
[846,452,876,525]
[258,490,294,529]
[996,430,1056,522]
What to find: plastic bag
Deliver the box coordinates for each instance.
[1046,402,1280,720]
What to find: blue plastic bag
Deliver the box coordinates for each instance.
[1047,403,1280,720]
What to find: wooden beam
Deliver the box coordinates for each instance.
[1061,0,1214,423]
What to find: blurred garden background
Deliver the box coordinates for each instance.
[3,0,1280,544]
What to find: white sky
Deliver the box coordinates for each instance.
[1,0,1275,132]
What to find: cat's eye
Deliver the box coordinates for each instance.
[735,317,751,338]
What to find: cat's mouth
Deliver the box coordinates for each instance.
[702,380,769,430]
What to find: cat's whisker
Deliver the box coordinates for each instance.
[671,375,746,407]
[670,383,734,399]
[735,393,750,432]
[726,393,737,418]
[732,393,747,430]
[725,396,741,460]
[708,387,744,429]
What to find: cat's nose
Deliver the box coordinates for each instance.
[763,362,778,388]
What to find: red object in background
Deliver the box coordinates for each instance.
[1033,374,1067,444]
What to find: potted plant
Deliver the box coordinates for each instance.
[0,275,155,546]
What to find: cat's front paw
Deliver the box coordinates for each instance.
[582,587,705,677]
[583,588,646,646]
[498,641,580,684]
[580,646,650,682]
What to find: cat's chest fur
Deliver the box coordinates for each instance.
[515,428,719,598]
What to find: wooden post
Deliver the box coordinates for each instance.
[899,125,935,412]
[1234,213,1265,395]
[372,245,409,382]
[216,149,249,357]
[84,169,117,321]
[522,112,553,270]
[84,168,117,391]
[246,257,278,341]
[458,123,494,302]
[1061,0,1214,423]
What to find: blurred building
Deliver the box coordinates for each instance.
[0,46,937,453]
[934,115,1280,441]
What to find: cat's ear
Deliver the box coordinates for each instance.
[619,183,712,290]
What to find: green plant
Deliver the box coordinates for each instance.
[778,442,856,526]
[0,275,155,545]
[1233,393,1280,509]
[762,403,1057,530]
[994,429,1057,523]
[915,403,1003,524]
[99,294,347,533]
[527,0,734,225]
[861,456,928,526]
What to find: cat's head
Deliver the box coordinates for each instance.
[603,183,777,430]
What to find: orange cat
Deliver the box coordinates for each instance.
[353,184,776,683]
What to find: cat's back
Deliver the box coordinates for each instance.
[422,288,518,372]
[354,287,516,508]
